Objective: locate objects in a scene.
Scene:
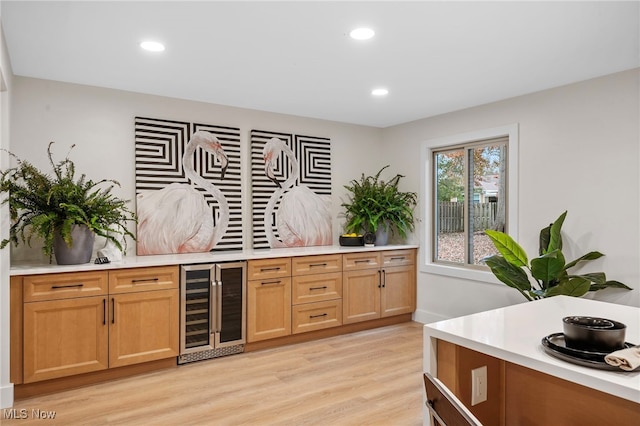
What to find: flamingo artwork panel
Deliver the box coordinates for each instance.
[135,117,242,255]
[251,129,332,249]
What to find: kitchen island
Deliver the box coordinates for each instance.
[423,296,640,425]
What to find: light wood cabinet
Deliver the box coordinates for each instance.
[19,266,179,383]
[291,254,343,334]
[436,340,640,425]
[109,266,178,294]
[343,250,416,324]
[247,258,292,342]
[23,271,108,302]
[292,254,342,276]
[23,295,109,383]
[292,299,342,334]
[109,289,179,368]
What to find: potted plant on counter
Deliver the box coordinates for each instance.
[0,142,137,264]
[341,165,417,245]
[483,211,632,301]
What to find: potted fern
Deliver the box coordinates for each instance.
[0,142,137,264]
[483,211,632,301]
[341,165,417,245]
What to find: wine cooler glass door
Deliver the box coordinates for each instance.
[214,261,247,348]
[181,266,214,354]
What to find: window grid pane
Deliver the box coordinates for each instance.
[433,139,507,266]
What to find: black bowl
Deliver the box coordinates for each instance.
[339,236,364,246]
[562,316,626,352]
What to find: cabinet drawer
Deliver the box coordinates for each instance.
[247,258,291,280]
[292,300,342,334]
[109,266,179,294]
[24,271,108,302]
[292,254,342,276]
[292,272,342,305]
[382,249,415,267]
[343,252,382,271]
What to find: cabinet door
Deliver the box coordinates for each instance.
[292,272,342,305]
[381,265,416,317]
[109,289,179,368]
[343,269,381,324]
[292,254,342,276]
[109,266,178,294]
[247,277,291,342]
[23,296,108,383]
[292,300,342,334]
[23,271,108,302]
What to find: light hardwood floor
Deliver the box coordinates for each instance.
[5,322,424,425]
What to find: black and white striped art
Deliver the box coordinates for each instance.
[135,117,242,254]
[251,129,332,249]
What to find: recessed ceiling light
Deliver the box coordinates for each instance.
[140,41,165,52]
[350,27,375,40]
[371,88,389,96]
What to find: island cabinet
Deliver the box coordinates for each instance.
[247,257,292,342]
[343,249,415,324]
[291,254,343,334]
[16,266,179,384]
[437,340,640,426]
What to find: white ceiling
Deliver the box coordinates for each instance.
[2,1,639,128]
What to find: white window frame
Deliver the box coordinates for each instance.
[420,124,519,284]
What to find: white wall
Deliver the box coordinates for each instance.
[0,8,15,409]
[384,68,640,322]
[8,76,385,262]
[4,65,639,408]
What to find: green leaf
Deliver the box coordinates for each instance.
[484,255,533,299]
[547,211,566,253]
[539,223,552,256]
[485,230,528,268]
[530,250,565,284]
[574,272,606,285]
[546,277,591,298]
[589,280,633,291]
[563,251,604,270]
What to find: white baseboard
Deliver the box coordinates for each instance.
[413,309,449,325]
[0,383,14,409]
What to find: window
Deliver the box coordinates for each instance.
[421,125,518,281]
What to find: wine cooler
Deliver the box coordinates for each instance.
[179,262,246,364]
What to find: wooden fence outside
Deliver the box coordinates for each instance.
[438,201,497,233]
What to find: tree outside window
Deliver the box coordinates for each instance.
[433,138,507,266]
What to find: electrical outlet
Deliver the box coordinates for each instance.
[471,365,488,406]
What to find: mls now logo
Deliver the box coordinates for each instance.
[3,408,57,419]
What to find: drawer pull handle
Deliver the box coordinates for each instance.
[260,267,281,272]
[111,298,115,324]
[261,280,281,286]
[131,278,159,283]
[309,286,328,291]
[310,313,328,319]
[355,260,370,264]
[102,299,106,325]
[390,256,406,261]
[51,283,84,289]
[309,263,327,268]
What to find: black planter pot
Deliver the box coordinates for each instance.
[53,225,95,264]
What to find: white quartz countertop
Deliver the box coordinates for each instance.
[10,244,418,276]
[423,296,640,404]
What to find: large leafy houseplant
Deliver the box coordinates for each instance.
[341,165,418,239]
[0,142,137,262]
[483,211,631,301]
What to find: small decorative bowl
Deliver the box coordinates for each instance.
[562,316,626,352]
[339,235,364,246]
